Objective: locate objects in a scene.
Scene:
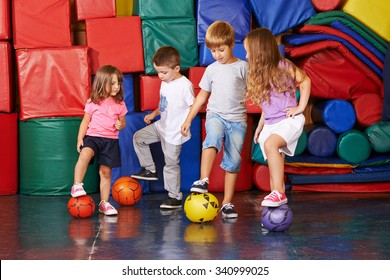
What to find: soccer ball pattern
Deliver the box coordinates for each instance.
[68,195,95,219]
[184,193,219,223]
[112,176,142,206]
[261,204,294,232]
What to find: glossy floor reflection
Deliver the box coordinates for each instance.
[0,190,389,260]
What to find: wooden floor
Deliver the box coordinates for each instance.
[1,190,389,260]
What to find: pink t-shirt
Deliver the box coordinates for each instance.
[85,98,128,139]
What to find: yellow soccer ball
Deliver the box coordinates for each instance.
[184,193,219,223]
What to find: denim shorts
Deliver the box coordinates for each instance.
[202,114,247,172]
[82,135,121,168]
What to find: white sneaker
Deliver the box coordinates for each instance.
[71,182,86,197]
[98,201,118,216]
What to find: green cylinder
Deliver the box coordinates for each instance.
[337,129,371,164]
[19,118,99,195]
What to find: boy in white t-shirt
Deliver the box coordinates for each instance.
[131,46,195,209]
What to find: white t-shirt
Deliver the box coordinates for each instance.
[199,59,248,122]
[154,76,195,145]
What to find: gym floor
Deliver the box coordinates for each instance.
[0,190,389,260]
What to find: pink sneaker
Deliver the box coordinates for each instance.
[261,190,287,207]
[71,182,86,197]
[98,201,118,216]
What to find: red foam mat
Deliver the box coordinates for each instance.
[16,47,91,120]
[86,16,144,74]
[139,74,161,111]
[0,113,18,195]
[12,0,72,49]
[293,182,390,192]
[75,0,115,20]
[0,0,10,40]
[0,42,13,112]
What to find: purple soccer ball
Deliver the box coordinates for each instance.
[261,204,294,232]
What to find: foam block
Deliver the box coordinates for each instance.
[252,164,271,192]
[19,118,99,196]
[352,93,382,128]
[382,42,390,121]
[16,47,91,120]
[196,0,251,44]
[0,113,18,195]
[337,129,371,163]
[86,16,144,74]
[292,182,390,192]
[123,74,135,113]
[249,0,316,35]
[116,0,133,16]
[343,0,390,41]
[0,42,12,113]
[12,0,72,49]
[141,18,198,75]
[0,0,10,40]
[311,0,344,11]
[202,115,254,192]
[306,125,338,157]
[133,0,194,19]
[75,0,115,20]
[139,74,161,112]
[311,99,356,134]
[188,67,207,113]
[365,121,390,153]
[305,10,388,54]
[285,41,384,100]
[199,42,247,66]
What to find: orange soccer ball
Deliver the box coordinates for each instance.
[68,195,95,218]
[112,176,142,206]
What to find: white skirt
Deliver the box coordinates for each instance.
[257,114,305,160]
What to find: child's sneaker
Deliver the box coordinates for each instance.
[160,197,182,209]
[190,178,209,193]
[261,190,287,207]
[131,168,158,181]
[98,201,118,216]
[71,182,86,197]
[220,203,238,219]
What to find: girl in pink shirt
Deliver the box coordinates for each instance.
[244,28,311,207]
[71,65,128,216]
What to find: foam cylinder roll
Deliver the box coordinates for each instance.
[337,129,371,163]
[365,121,390,153]
[311,99,356,134]
[19,118,99,195]
[306,125,338,157]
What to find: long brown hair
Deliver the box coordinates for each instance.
[91,65,124,104]
[245,28,304,105]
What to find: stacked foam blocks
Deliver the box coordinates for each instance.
[1,0,389,196]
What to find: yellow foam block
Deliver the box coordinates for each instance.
[343,0,390,41]
[116,0,133,16]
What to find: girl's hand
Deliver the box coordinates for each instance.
[77,139,83,153]
[253,127,261,144]
[115,119,125,130]
[285,106,303,118]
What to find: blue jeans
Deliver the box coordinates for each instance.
[202,114,247,172]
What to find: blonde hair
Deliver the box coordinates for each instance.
[152,46,181,69]
[245,28,305,105]
[91,65,124,104]
[205,21,235,49]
